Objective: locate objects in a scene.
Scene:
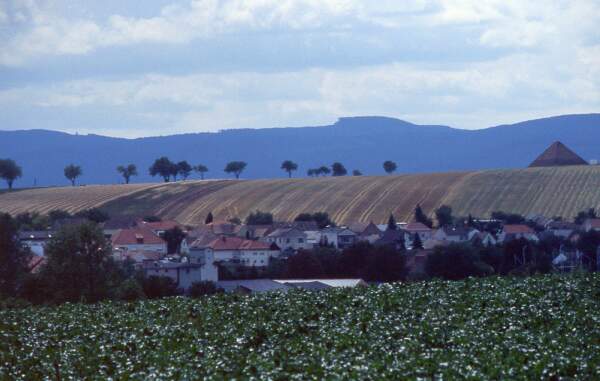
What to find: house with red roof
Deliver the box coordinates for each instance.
[583,218,600,232]
[190,236,280,267]
[137,219,182,236]
[111,226,167,254]
[498,224,539,243]
[404,222,433,241]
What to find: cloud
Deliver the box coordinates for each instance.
[5,1,597,66]
[2,47,597,136]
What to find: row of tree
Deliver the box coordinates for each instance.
[0,158,404,189]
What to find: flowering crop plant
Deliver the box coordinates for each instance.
[1,274,599,380]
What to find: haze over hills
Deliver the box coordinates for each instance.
[1,113,599,187]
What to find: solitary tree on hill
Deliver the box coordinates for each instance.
[64,164,82,186]
[149,157,175,182]
[317,166,331,176]
[224,161,247,179]
[281,160,298,178]
[177,161,192,180]
[352,169,362,176]
[0,159,22,190]
[331,162,347,176]
[117,164,137,184]
[194,164,208,180]
[383,160,397,175]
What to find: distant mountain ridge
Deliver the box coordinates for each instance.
[0,113,599,187]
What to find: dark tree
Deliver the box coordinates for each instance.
[352,169,362,176]
[75,208,110,223]
[205,212,214,225]
[117,164,137,184]
[0,213,32,297]
[163,226,186,254]
[425,243,492,280]
[41,223,117,303]
[189,281,220,297]
[574,208,597,224]
[142,276,181,299]
[307,169,317,177]
[194,164,208,180]
[317,166,331,176]
[281,160,298,178]
[491,211,525,225]
[412,233,424,250]
[0,159,22,190]
[64,164,82,186]
[383,160,397,175]
[387,214,397,230]
[294,213,313,222]
[177,161,192,180]
[576,230,600,270]
[414,204,433,228]
[338,241,371,277]
[331,162,347,176]
[48,209,72,222]
[285,250,324,278]
[363,246,406,282]
[149,157,175,182]
[435,205,453,227]
[294,212,334,229]
[246,210,274,225]
[224,161,247,179]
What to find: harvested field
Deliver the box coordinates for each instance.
[1,166,600,225]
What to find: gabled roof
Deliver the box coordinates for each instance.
[374,229,405,246]
[209,222,242,235]
[584,218,600,229]
[348,222,381,236]
[439,226,473,238]
[199,236,274,251]
[19,231,55,240]
[274,279,367,288]
[404,222,432,232]
[111,227,165,246]
[217,279,290,293]
[266,227,304,238]
[503,224,535,235]
[529,141,588,167]
[138,220,181,232]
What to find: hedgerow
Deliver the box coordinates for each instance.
[1,274,599,379]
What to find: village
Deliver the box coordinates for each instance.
[18,204,600,295]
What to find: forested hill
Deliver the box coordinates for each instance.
[1,113,599,186]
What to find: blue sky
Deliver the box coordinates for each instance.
[0,0,599,138]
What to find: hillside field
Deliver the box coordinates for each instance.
[1,274,599,379]
[1,165,600,225]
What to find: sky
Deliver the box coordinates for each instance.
[0,0,599,138]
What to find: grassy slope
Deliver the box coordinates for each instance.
[1,166,600,224]
[1,275,599,379]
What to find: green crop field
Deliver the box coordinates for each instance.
[1,274,599,379]
[1,165,600,225]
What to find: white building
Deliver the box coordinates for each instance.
[111,226,167,254]
[19,231,54,256]
[190,236,281,268]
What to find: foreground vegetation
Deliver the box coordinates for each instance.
[1,274,599,379]
[2,166,600,224]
